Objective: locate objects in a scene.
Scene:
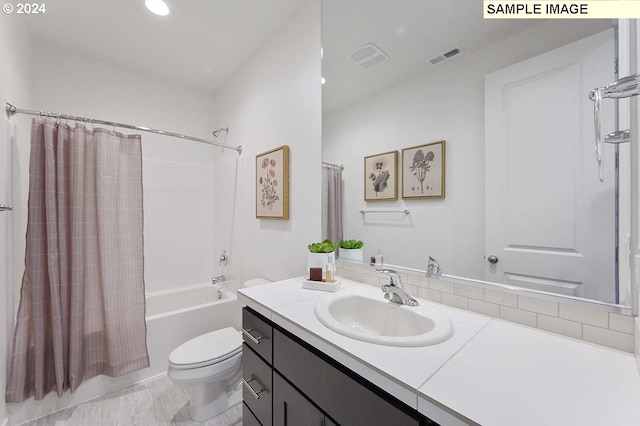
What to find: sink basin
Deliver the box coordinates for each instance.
[314,292,453,347]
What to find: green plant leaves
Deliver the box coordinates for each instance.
[339,239,363,249]
[308,239,336,253]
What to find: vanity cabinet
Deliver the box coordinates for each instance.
[273,372,337,426]
[241,307,437,426]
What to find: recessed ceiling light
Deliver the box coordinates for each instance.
[145,0,169,16]
[321,77,326,85]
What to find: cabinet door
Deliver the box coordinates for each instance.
[243,403,262,426]
[274,330,421,426]
[273,372,329,426]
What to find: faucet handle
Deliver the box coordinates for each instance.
[376,268,400,285]
[426,256,442,277]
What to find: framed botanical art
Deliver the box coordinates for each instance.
[402,140,445,199]
[256,145,289,219]
[364,150,398,201]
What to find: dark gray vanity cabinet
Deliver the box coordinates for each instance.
[242,308,274,426]
[273,372,337,426]
[242,342,273,426]
[241,306,437,426]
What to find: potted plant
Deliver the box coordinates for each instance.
[338,239,364,262]
[308,239,336,272]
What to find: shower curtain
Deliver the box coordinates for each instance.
[322,165,343,245]
[5,119,149,403]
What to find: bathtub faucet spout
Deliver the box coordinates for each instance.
[212,275,226,299]
[212,275,226,284]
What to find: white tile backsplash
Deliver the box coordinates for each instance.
[407,273,429,288]
[362,273,382,286]
[441,293,469,310]
[500,306,537,327]
[537,314,582,339]
[429,279,454,294]
[418,287,442,303]
[518,295,558,317]
[559,304,609,328]
[609,312,634,334]
[454,282,483,300]
[468,299,500,317]
[484,288,518,308]
[339,266,635,353]
[583,325,634,352]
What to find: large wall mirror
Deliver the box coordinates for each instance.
[321,0,630,308]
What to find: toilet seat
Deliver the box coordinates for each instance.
[169,327,242,370]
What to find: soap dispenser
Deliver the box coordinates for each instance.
[376,248,384,265]
[326,254,335,282]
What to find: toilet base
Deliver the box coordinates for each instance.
[185,381,242,422]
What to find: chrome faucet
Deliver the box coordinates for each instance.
[426,256,442,278]
[376,269,419,307]
[219,250,229,266]
[212,275,226,284]
[211,275,226,300]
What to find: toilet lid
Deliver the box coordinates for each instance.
[169,327,242,369]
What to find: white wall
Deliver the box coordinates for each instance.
[211,0,322,285]
[323,20,614,279]
[26,44,219,294]
[0,13,32,426]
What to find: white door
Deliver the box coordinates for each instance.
[485,29,616,302]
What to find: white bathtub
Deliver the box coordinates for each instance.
[145,283,242,375]
[8,282,242,425]
[146,282,237,319]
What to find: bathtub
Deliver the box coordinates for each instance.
[145,283,242,376]
[8,282,242,425]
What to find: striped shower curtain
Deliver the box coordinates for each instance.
[322,164,343,245]
[5,119,149,403]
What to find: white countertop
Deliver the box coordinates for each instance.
[238,277,640,426]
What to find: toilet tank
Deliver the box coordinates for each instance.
[243,278,271,288]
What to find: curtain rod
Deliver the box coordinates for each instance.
[5,103,241,155]
[322,161,344,170]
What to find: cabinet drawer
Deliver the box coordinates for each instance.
[242,343,272,426]
[273,330,421,426]
[243,402,262,426]
[242,307,273,364]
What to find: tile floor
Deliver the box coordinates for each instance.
[23,375,242,426]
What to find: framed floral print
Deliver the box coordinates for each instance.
[256,145,289,219]
[402,140,445,199]
[364,150,398,201]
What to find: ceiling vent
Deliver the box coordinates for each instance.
[428,47,462,66]
[350,43,388,69]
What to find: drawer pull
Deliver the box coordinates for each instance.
[242,377,265,400]
[242,328,266,345]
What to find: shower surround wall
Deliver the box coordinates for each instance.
[29,44,218,294]
[0,14,32,426]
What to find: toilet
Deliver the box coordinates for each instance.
[167,278,270,422]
